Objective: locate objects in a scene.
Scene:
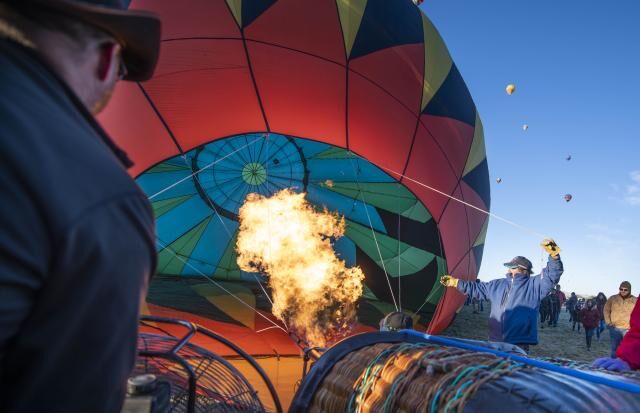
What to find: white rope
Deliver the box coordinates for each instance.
[362,159,546,239]
[148,135,264,200]
[153,134,277,310]
[411,283,444,317]
[156,238,287,334]
[347,153,399,312]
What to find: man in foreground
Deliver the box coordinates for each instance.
[593,298,640,371]
[603,281,637,357]
[440,240,563,352]
[0,1,160,411]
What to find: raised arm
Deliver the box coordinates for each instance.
[457,279,496,301]
[533,255,564,298]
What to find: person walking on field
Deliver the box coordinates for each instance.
[440,240,563,352]
[595,292,607,340]
[603,281,637,357]
[0,1,161,412]
[548,288,560,327]
[593,298,640,371]
[580,299,600,350]
[566,292,577,313]
[552,285,566,326]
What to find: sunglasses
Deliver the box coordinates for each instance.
[620,288,629,291]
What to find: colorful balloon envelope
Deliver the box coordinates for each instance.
[101,0,490,355]
[564,194,573,202]
[506,84,516,95]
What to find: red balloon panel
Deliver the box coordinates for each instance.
[99,83,178,177]
[438,185,471,274]
[245,0,346,64]
[248,43,346,147]
[132,0,240,40]
[142,39,266,152]
[403,123,459,222]
[427,288,465,334]
[460,180,488,246]
[350,43,424,114]
[348,71,416,173]
[420,114,474,179]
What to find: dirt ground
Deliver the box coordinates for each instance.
[442,302,612,362]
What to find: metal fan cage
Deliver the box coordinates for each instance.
[135,316,282,413]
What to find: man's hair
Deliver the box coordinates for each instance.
[1,3,112,52]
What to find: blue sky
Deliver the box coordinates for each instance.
[422,0,640,296]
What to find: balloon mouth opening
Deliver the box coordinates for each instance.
[138,133,449,328]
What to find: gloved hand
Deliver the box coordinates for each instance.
[541,239,561,257]
[440,275,459,288]
[592,357,631,372]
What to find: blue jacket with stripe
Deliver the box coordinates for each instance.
[457,256,563,345]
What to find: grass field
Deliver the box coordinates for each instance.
[442,302,612,362]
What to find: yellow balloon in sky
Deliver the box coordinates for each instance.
[506,84,516,95]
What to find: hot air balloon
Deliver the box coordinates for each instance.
[101,1,489,401]
[522,124,529,131]
[506,83,516,95]
[564,194,573,202]
[566,155,572,161]
[496,178,502,183]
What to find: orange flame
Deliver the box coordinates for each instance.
[236,189,364,347]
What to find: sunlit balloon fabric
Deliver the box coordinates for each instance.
[102,0,490,346]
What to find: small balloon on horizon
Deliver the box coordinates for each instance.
[506,84,516,95]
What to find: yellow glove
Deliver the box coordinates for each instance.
[440,275,459,288]
[541,239,561,257]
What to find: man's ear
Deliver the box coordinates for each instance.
[96,42,120,81]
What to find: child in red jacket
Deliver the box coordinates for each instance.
[593,298,640,370]
[580,300,600,350]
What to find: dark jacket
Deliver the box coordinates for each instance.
[457,256,563,344]
[580,307,600,329]
[0,38,156,412]
[596,294,607,320]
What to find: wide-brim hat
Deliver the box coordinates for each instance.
[23,0,160,81]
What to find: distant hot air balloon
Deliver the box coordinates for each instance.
[413,0,424,5]
[506,84,516,95]
[522,124,528,131]
[566,155,572,161]
[496,178,502,183]
[564,194,573,202]
[101,0,489,354]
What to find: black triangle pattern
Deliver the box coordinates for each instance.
[423,64,476,126]
[349,0,423,59]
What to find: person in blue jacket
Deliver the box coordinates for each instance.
[440,239,563,352]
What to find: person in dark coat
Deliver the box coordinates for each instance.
[566,292,578,321]
[0,2,161,412]
[441,240,563,352]
[580,299,600,350]
[548,288,561,327]
[595,292,607,340]
[572,299,584,331]
[539,292,552,329]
